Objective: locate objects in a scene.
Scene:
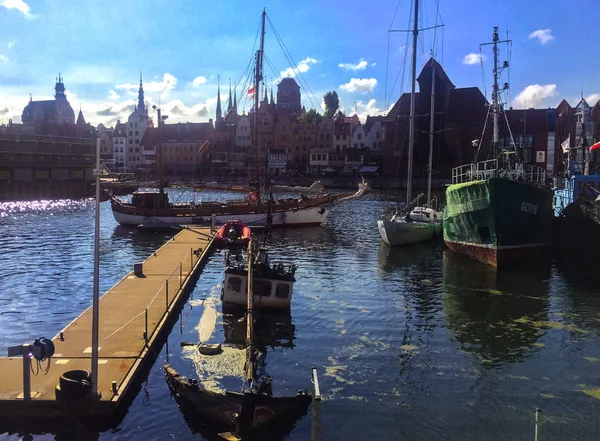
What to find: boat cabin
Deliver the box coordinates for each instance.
[131,191,169,210]
[222,248,296,310]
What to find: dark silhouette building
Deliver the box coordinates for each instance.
[277,78,301,116]
[21,75,75,126]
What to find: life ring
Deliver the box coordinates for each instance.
[248,192,258,202]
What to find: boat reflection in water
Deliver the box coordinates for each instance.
[442,250,551,367]
[222,309,296,350]
[377,241,437,276]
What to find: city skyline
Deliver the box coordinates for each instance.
[1,0,599,127]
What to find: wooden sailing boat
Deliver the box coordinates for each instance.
[110,10,367,229]
[378,0,438,246]
[164,238,310,439]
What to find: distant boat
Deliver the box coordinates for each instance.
[443,27,554,268]
[378,0,438,247]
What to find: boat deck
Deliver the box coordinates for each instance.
[0,226,214,419]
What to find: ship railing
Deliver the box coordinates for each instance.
[452,159,499,184]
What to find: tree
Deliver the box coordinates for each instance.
[323,91,340,118]
[335,110,346,121]
[298,108,323,125]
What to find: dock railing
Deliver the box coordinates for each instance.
[97,246,203,363]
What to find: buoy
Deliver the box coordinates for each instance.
[198,343,222,355]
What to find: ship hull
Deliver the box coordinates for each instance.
[111,204,328,228]
[377,219,437,246]
[443,177,553,268]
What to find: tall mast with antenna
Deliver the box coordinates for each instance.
[427,59,435,207]
[406,0,419,207]
[253,9,266,201]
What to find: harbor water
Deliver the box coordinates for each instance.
[1,190,599,440]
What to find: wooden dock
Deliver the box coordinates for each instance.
[0,226,214,419]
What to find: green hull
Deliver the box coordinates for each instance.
[443,177,554,267]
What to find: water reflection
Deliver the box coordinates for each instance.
[442,250,550,367]
[222,310,296,349]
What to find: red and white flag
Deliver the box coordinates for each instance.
[247,87,255,100]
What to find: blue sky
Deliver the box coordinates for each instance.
[1,0,599,127]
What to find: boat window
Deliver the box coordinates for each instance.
[477,226,491,243]
[255,280,272,297]
[227,277,242,293]
[276,283,290,299]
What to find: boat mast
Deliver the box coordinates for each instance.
[253,9,266,202]
[427,60,435,207]
[492,26,499,156]
[91,137,100,396]
[244,239,255,385]
[155,105,164,191]
[406,0,419,207]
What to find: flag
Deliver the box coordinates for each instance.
[561,135,570,152]
[591,141,600,151]
[146,118,153,127]
[247,87,255,100]
[198,140,210,154]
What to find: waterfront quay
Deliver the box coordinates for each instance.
[0,227,213,420]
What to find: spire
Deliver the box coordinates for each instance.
[227,78,232,112]
[263,84,268,103]
[137,72,146,115]
[233,88,237,114]
[54,73,65,99]
[270,87,274,105]
[216,76,222,120]
[76,107,86,125]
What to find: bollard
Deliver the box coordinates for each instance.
[165,280,169,310]
[59,331,64,341]
[311,367,321,441]
[112,381,118,394]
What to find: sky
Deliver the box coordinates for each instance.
[1,0,600,128]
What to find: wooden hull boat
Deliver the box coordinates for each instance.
[164,364,310,435]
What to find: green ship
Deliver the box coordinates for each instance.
[443,27,554,268]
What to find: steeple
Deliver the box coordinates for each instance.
[263,84,268,103]
[227,79,232,112]
[233,88,237,114]
[270,87,274,105]
[216,76,222,120]
[54,73,65,99]
[137,72,146,115]
[76,107,86,125]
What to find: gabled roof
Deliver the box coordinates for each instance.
[417,57,455,88]
[446,87,488,121]
[364,115,384,132]
[76,109,86,125]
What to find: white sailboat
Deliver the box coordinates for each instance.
[378,0,438,246]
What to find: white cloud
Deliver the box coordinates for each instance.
[279,57,320,80]
[0,53,8,63]
[463,53,486,65]
[340,78,378,93]
[529,29,554,45]
[587,93,600,105]
[0,0,34,19]
[192,76,207,87]
[338,59,368,71]
[513,84,558,108]
[108,90,120,100]
[7,40,15,50]
[116,73,177,97]
[344,99,385,123]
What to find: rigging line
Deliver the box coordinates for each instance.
[388,0,403,30]
[480,46,487,100]
[474,103,491,163]
[386,0,403,108]
[389,0,413,104]
[235,16,263,94]
[266,15,320,110]
[432,0,442,57]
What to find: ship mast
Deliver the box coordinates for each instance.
[406,0,419,208]
[252,9,266,202]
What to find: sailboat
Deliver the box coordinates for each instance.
[110,11,368,229]
[163,238,310,439]
[378,0,438,247]
[443,27,554,268]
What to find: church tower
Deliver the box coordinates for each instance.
[137,73,147,116]
[216,77,223,121]
[55,73,66,99]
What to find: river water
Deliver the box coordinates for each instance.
[0,190,599,440]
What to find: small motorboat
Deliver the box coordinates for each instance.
[222,247,297,310]
[215,220,252,248]
[164,365,310,437]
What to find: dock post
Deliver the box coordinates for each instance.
[165,280,169,310]
[211,214,216,233]
[534,408,541,441]
[144,309,148,343]
[22,345,31,400]
[311,367,321,441]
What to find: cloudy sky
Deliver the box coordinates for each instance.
[1,0,599,127]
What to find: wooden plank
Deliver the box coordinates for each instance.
[0,227,214,418]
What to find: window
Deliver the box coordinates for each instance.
[343,135,347,140]
[135,140,139,144]
[135,123,138,127]
[276,283,290,298]
[135,131,139,135]
[376,132,380,139]
[336,135,340,141]
[129,139,133,144]
[129,131,133,136]
[135,147,139,152]
[255,280,272,297]
[129,148,133,153]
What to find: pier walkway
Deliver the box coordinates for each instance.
[0,226,214,418]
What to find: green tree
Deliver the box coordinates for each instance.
[298,108,323,125]
[323,91,340,118]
